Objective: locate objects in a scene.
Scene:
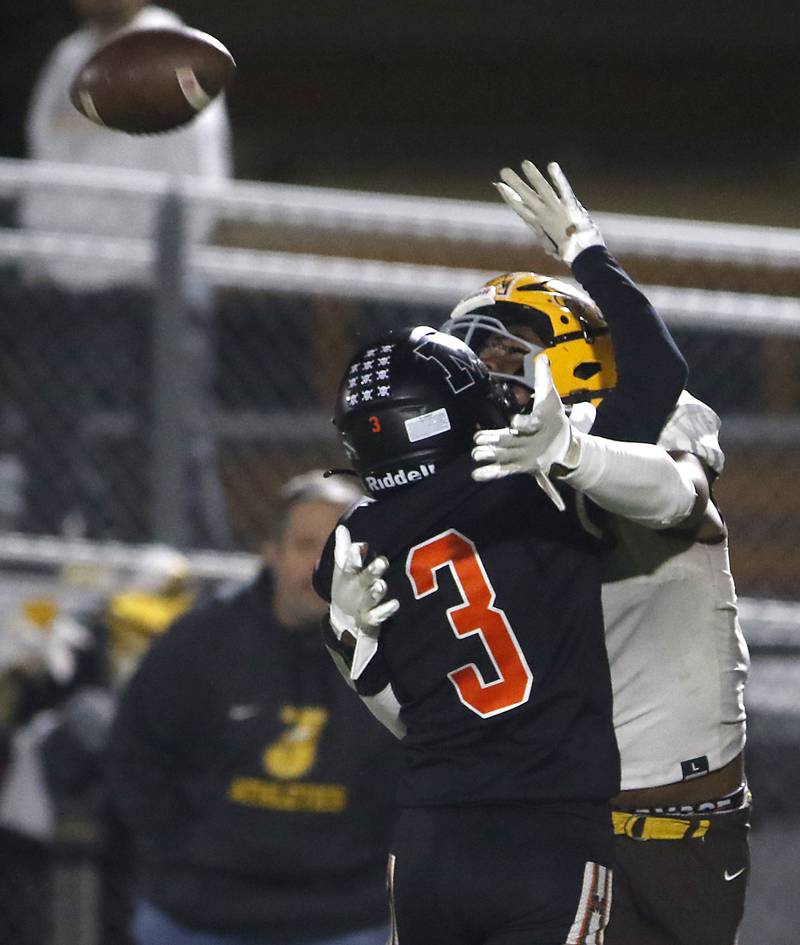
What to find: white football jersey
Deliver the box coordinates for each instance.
[599,392,749,790]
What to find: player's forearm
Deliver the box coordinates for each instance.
[571,247,685,383]
[323,618,405,737]
[572,246,688,444]
[558,432,699,529]
[361,684,406,740]
[325,645,405,738]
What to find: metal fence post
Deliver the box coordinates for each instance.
[151,189,191,547]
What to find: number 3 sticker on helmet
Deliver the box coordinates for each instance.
[406,529,533,717]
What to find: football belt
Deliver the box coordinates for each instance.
[612,783,751,841]
[612,811,711,841]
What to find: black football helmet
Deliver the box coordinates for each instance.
[334,326,512,497]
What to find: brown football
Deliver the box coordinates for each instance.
[69,26,235,134]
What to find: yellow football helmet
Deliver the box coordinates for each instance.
[441,271,617,406]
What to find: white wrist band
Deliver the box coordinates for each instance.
[561,228,605,265]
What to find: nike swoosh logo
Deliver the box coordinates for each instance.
[228,704,261,721]
[724,867,746,881]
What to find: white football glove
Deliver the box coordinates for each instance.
[471,355,580,511]
[495,160,605,265]
[330,524,399,680]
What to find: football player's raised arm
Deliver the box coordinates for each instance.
[570,246,687,444]
[495,160,687,443]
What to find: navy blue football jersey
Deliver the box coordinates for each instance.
[315,455,620,808]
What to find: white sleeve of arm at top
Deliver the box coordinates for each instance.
[560,432,697,529]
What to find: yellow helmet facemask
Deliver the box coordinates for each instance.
[441,272,617,406]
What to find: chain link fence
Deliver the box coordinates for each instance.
[1,159,799,597]
[0,159,798,943]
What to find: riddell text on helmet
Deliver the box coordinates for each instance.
[365,463,436,492]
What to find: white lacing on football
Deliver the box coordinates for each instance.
[78,90,105,126]
[175,66,212,112]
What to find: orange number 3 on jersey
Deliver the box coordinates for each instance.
[406,529,533,717]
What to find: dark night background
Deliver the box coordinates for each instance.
[1,1,800,221]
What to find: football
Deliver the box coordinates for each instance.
[69,26,235,134]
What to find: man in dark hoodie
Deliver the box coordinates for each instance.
[107,471,401,945]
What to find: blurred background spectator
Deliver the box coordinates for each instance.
[107,471,401,945]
